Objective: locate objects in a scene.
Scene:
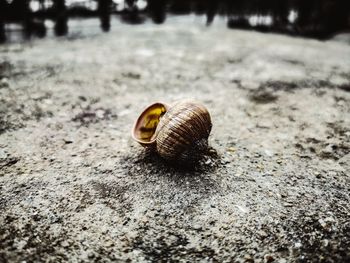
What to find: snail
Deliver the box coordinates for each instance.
[132,100,212,163]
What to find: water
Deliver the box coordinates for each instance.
[1,0,350,44]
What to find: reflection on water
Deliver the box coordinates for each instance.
[1,0,350,43]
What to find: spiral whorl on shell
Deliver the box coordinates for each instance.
[132,100,212,163]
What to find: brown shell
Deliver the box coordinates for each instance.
[132,100,212,163]
[154,100,212,162]
[131,102,169,146]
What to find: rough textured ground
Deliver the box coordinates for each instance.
[1,17,350,262]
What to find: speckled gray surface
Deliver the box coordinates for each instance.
[1,17,350,262]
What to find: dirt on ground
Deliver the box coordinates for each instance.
[0,18,350,262]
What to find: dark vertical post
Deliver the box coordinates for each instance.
[0,0,6,43]
[206,0,218,26]
[53,0,68,36]
[11,0,31,39]
[147,0,167,24]
[270,0,290,31]
[295,0,314,30]
[98,0,111,32]
[322,0,350,36]
[24,0,31,38]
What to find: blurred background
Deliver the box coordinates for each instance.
[1,0,350,43]
[1,1,350,262]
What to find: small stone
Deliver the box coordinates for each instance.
[221,223,229,230]
[140,216,149,224]
[0,149,7,159]
[204,159,212,165]
[0,77,9,88]
[264,254,275,263]
[220,157,230,165]
[104,240,114,247]
[258,230,268,238]
[193,224,202,231]
[96,109,106,119]
[294,242,302,248]
[216,232,225,239]
[281,192,288,198]
[168,218,176,225]
[244,254,252,261]
[78,96,87,101]
[319,219,327,228]
[61,240,69,247]
[63,138,74,144]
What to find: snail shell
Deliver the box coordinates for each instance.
[132,100,212,163]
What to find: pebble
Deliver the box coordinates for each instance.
[0,149,8,159]
[294,242,302,248]
[0,77,9,88]
[96,109,106,119]
[192,224,203,231]
[244,254,253,261]
[63,138,74,144]
[140,216,149,224]
[258,230,268,238]
[61,240,69,247]
[264,254,275,263]
[220,157,230,165]
[88,252,95,259]
[104,240,115,247]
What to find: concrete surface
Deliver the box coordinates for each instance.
[1,17,350,262]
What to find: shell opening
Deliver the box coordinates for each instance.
[132,102,167,145]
